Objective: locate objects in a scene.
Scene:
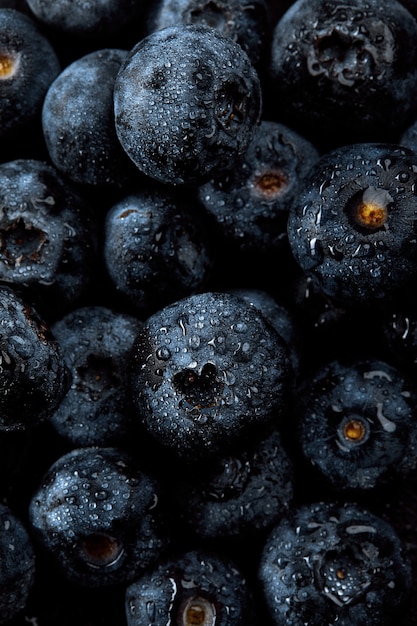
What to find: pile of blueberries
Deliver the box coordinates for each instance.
[3,0,417,624]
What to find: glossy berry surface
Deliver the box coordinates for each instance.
[287,142,417,306]
[129,291,294,461]
[258,500,412,626]
[28,446,169,588]
[294,357,417,491]
[125,548,256,626]
[113,23,262,186]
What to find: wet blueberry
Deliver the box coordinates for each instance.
[28,446,170,587]
[258,500,412,626]
[266,0,417,149]
[0,8,60,141]
[0,284,69,432]
[294,357,417,492]
[125,548,256,626]
[129,291,294,462]
[287,142,417,307]
[0,502,36,624]
[145,0,270,68]
[103,183,216,316]
[169,428,294,541]
[113,23,262,186]
[198,119,319,255]
[0,158,98,319]
[42,48,138,189]
[49,305,143,448]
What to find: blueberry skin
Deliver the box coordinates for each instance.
[50,306,143,448]
[170,428,294,541]
[295,357,417,491]
[125,549,256,626]
[28,446,170,587]
[259,501,412,626]
[0,503,36,624]
[287,143,417,306]
[42,48,137,189]
[267,0,417,148]
[0,284,69,432]
[0,8,61,140]
[25,0,148,40]
[129,291,293,461]
[145,0,270,67]
[103,185,215,315]
[113,23,262,186]
[0,159,98,319]
[198,120,320,254]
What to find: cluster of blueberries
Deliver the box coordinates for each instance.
[2,0,417,625]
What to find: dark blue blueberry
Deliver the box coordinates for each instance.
[113,23,262,186]
[0,8,60,141]
[294,357,417,491]
[287,143,417,306]
[145,0,270,67]
[198,119,319,255]
[25,0,149,41]
[258,500,412,626]
[125,548,256,626]
[103,184,216,316]
[50,305,143,448]
[0,502,36,624]
[169,428,294,541]
[0,284,69,432]
[28,446,170,587]
[129,291,294,461]
[266,0,417,149]
[229,287,303,377]
[42,48,138,189]
[0,159,98,320]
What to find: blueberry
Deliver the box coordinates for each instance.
[0,158,98,319]
[28,446,170,587]
[49,305,143,448]
[198,119,319,255]
[103,183,216,315]
[0,284,69,432]
[0,8,60,141]
[266,0,417,149]
[145,0,270,67]
[294,357,417,491]
[0,502,36,624]
[286,142,417,306]
[113,23,262,186]
[42,48,138,189]
[125,548,256,626]
[25,0,149,41]
[169,428,294,541]
[129,291,294,461]
[258,500,412,626]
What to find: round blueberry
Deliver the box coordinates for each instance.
[287,142,417,306]
[129,291,294,461]
[113,23,262,186]
[258,500,412,626]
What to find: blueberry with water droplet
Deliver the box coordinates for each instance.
[49,305,143,447]
[0,284,69,432]
[103,183,216,316]
[129,291,293,461]
[113,23,262,186]
[287,143,417,306]
[198,119,319,255]
[125,548,256,626]
[258,500,412,626]
[28,446,170,587]
[294,357,417,491]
